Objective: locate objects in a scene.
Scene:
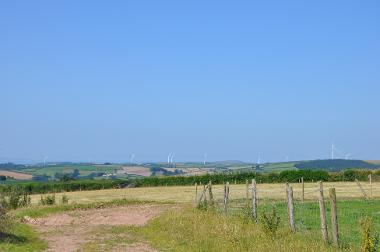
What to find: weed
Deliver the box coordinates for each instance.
[360,217,379,252]
[61,194,69,204]
[260,205,281,238]
[40,194,56,205]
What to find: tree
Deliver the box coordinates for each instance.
[73,168,80,178]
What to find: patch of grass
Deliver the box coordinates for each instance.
[81,226,138,251]
[13,198,173,218]
[131,206,339,251]
[0,222,47,252]
[228,199,380,250]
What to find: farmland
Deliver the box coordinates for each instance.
[0,165,379,251]
[1,159,379,182]
[0,170,33,180]
[28,181,380,204]
[0,180,379,251]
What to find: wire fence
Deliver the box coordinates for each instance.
[195,179,380,249]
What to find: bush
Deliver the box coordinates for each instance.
[260,205,281,238]
[360,217,379,252]
[0,187,31,210]
[0,205,12,236]
[61,194,69,204]
[40,194,56,205]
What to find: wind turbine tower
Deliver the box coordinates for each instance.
[130,154,135,164]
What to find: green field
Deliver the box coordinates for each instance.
[22,164,121,177]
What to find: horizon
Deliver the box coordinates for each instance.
[1,1,379,163]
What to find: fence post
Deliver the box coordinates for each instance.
[329,188,339,246]
[318,182,329,243]
[246,179,249,208]
[369,174,373,199]
[208,181,214,206]
[286,184,296,232]
[195,182,198,206]
[252,179,257,221]
[301,177,304,203]
[224,182,230,214]
[197,184,208,207]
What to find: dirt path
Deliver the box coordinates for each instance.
[26,204,170,252]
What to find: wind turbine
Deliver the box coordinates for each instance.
[167,153,172,165]
[257,153,261,164]
[203,153,207,167]
[130,154,135,164]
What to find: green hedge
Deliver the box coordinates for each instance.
[0,179,129,194]
[134,169,377,187]
[0,169,378,194]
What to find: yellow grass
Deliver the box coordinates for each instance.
[30,181,380,205]
[0,170,33,180]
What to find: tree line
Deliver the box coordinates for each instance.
[0,169,378,194]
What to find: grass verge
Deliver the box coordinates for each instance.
[81,205,343,251]
[13,198,173,218]
[0,222,47,252]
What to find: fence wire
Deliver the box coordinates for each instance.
[203,182,380,249]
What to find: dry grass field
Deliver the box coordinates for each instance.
[30,181,380,205]
[119,166,152,177]
[0,170,33,180]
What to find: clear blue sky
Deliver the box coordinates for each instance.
[1,1,379,163]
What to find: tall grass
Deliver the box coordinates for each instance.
[133,206,341,251]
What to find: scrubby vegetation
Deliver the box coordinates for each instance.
[0,187,31,210]
[135,169,379,187]
[0,179,130,194]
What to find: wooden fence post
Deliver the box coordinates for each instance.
[246,179,249,208]
[286,184,296,232]
[197,184,208,207]
[252,179,257,220]
[301,177,304,203]
[318,182,329,243]
[329,188,339,246]
[224,182,230,214]
[195,182,198,205]
[208,181,214,206]
[369,174,373,199]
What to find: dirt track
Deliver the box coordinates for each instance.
[26,205,169,252]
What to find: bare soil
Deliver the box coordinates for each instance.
[120,166,152,177]
[27,205,168,252]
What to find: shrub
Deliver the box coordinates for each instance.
[260,205,281,238]
[0,205,12,236]
[0,187,31,210]
[61,194,69,204]
[40,194,56,205]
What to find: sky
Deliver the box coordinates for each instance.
[1,1,379,163]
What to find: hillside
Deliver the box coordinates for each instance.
[294,159,379,172]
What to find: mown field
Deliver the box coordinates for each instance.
[29,181,380,204]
